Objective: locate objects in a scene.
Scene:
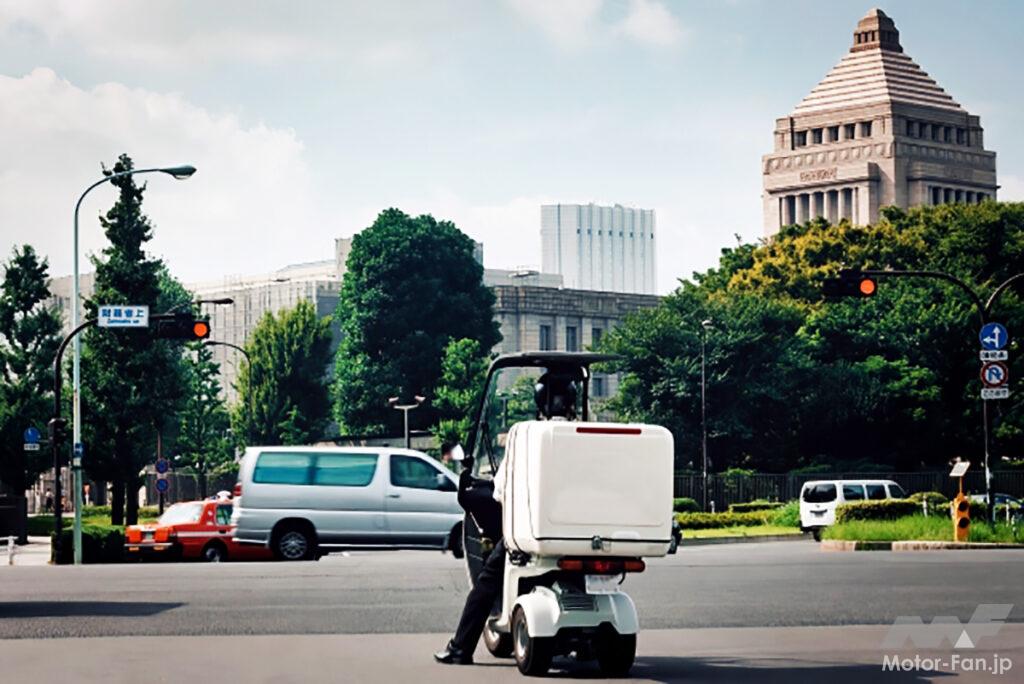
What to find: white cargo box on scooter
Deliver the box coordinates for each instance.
[503,420,674,558]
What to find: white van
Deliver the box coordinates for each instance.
[232,446,462,560]
[799,479,907,540]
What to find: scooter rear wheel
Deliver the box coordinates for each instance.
[512,606,554,676]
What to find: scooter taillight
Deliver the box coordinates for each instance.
[557,558,646,574]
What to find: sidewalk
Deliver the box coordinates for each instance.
[1,535,51,566]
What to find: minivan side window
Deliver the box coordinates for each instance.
[843,484,865,501]
[802,484,837,503]
[866,483,887,500]
[253,453,313,485]
[391,455,447,490]
[888,484,907,499]
[314,453,378,486]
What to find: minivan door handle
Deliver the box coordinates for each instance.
[387,493,401,499]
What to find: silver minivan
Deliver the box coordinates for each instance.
[232,446,463,560]
[799,479,907,540]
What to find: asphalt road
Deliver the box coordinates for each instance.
[2,541,1022,682]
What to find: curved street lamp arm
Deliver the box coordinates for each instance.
[984,273,1024,317]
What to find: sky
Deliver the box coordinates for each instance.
[0,0,1021,294]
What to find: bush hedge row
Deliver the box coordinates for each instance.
[675,510,773,529]
[834,499,921,523]
[729,501,785,513]
[673,497,700,513]
[51,525,125,565]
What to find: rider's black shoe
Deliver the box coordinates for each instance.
[434,640,474,665]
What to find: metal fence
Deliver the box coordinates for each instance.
[142,473,237,505]
[674,470,1024,510]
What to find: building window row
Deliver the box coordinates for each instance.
[928,187,989,206]
[905,120,968,145]
[538,324,605,353]
[794,121,871,148]
[778,187,860,227]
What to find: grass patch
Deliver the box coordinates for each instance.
[822,515,1023,544]
[685,524,803,539]
[27,514,158,536]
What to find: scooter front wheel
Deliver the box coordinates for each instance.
[484,618,513,658]
[597,632,636,677]
[512,606,554,676]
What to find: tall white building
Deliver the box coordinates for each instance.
[541,203,657,295]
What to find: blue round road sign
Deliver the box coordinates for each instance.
[979,322,1009,351]
[23,426,41,444]
[155,458,170,474]
[155,478,169,493]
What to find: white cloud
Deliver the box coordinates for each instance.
[506,0,685,51]
[615,0,687,48]
[0,67,328,284]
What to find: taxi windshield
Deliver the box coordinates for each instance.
[158,502,204,525]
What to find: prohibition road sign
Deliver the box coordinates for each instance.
[980,361,1009,388]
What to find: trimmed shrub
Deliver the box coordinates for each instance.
[51,525,125,564]
[676,510,773,529]
[673,497,700,513]
[729,500,784,513]
[834,499,921,523]
[770,500,801,527]
[907,491,949,511]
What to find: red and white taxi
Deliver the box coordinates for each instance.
[124,497,274,562]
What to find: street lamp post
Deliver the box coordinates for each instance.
[388,396,425,449]
[700,319,713,512]
[70,164,195,565]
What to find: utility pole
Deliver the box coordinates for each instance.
[700,319,713,512]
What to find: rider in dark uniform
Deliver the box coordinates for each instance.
[434,373,577,665]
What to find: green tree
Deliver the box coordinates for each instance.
[433,338,490,448]
[332,209,500,435]
[80,154,191,525]
[0,246,62,494]
[176,343,233,498]
[605,202,1024,473]
[232,300,333,446]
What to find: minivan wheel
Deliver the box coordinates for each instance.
[273,523,316,561]
[449,523,465,559]
[812,528,822,542]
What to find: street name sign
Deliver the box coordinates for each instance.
[97,305,149,328]
[979,322,1008,351]
[980,350,1009,361]
[981,388,1010,400]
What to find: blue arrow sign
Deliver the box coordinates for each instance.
[74,442,84,457]
[979,322,1009,351]
[23,427,41,444]
[155,478,169,493]
[155,458,170,474]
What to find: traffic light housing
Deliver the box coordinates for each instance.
[822,269,878,298]
[953,493,971,542]
[152,313,211,340]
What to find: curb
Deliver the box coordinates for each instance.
[821,539,1024,552]
[683,534,807,546]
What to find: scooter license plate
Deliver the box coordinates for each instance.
[585,574,620,595]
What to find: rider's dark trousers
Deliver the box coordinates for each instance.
[451,539,506,653]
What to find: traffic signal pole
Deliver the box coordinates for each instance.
[50,312,207,563]
[853,269,1023,523]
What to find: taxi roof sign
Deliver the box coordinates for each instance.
[949,461,970,478]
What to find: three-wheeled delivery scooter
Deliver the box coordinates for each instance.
[459,352,674,676]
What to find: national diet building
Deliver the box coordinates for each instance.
[762,8,997,235]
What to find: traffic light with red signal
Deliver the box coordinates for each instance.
[152,313,211,340]
[822,269,878,298]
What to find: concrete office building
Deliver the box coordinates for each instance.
[762,8,997,234]
[541,203,657,295]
